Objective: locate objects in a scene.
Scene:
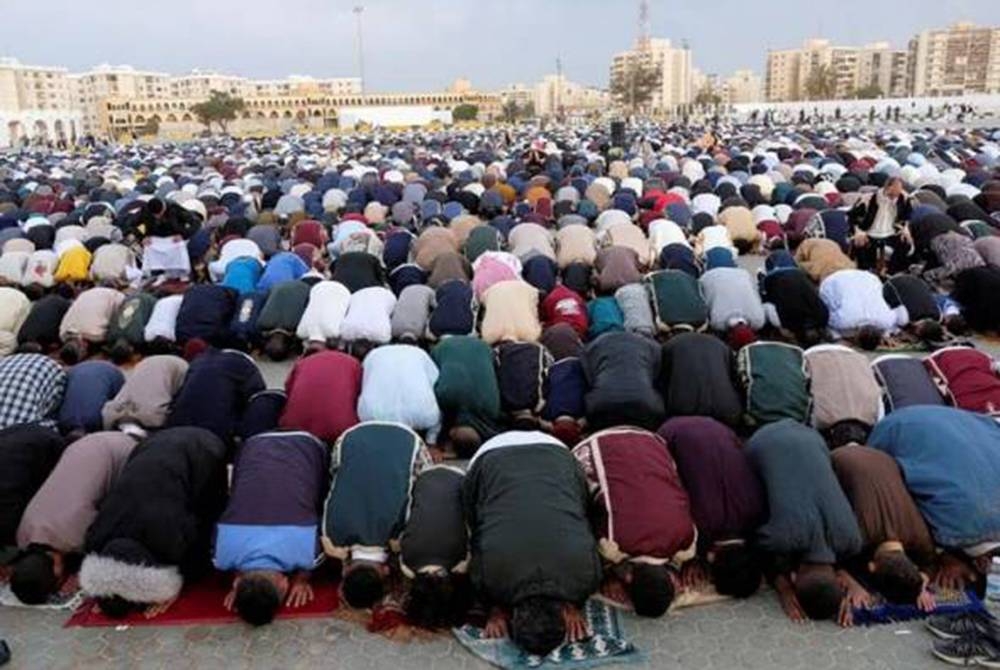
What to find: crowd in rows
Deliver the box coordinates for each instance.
[0,123,999,658]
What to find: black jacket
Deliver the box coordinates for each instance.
[848,192,912,233]
[167,349,265,444]
[84,427,227,572]
[583,331,664,430]
[0,424,64,544]
[175,285,238,346]
[661,333,743,427]
[464,443,600,607]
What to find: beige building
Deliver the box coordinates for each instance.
[767,39,909,101]
[533,74,609,118]
[908,22,1000,97]
[101,89,501,139]
[722,69,763,104]
[855,42,910,98]
[0,58,82,145]
[610,38,692,113]
[70,65,172,135]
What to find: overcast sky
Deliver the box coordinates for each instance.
[1,0,995,91]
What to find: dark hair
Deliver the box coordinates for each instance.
[798,327,824,348]
[734,238,753,255]
[944,313,968,336]
[710,545,762,599]
[795,573,842,621]
[59,339,84,365]
[55,283,76,300]
[511,596,565,656]
[263,332,292,362]
[342,564,384,609]
[97,594,142,619]
[406,572,463,630]
[450,426,482,459]
[234,575,282,626]
[824,420,871,450]
[108,338,133,365]
[873,551,923,605]
[628,563,674,618]
[855,325,883,352]
[16,341,43,355]
[913,319,943,344]
[10,551,58,605]
[21,283,45,301]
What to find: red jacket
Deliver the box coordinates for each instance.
[574,428,695,561]
[280,351,361,442]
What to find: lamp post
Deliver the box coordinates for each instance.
[353,6,366,97]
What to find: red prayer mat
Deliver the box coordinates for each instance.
[64,572,339,627]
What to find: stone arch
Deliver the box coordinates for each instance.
[256,111,266,119]
[150,114,162,124]
[182,113,193,122]
[166,113,178,122]
[269,110,279,119]
[134,114,146,124]
[312,109,322,117]
[283,110,293,119]
[33,119,49,139]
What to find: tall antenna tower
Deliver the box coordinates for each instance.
[638,0,651,52]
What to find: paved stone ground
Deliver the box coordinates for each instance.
[0,591,954,669]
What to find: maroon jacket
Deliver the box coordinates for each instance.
[573,427,695,562]
[280,351,361,442]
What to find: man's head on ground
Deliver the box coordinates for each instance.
[870,543,922,605]
[449,425,482,459]
[58,338,86,365]
[709,542,762,599]
[406,570,466,630]
[944,314,968,336]
[342,561,388,609]
[10,548,63,605]
[234,571,289,626]
[797,327,825,348]
[108,338,134,365]
[263,332,293,362]
[511,596,566,656]
[734,238,753,255]
[855,325,883,352]
[96,594,144,619]
[824,420,871,450]
[794,564,842,621]
[913,319,944,344]
[621,562,675,618]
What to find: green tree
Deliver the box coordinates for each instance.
[694,84,722,107]
[190,90,246,134]
[501,100,520,123]
[804,64,838,100]
[852,83,884,100]
[452,104,479,122]
[610,56,662,113]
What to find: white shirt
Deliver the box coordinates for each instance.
[296,281,351,342]
[819,269,905,337]
[340,286,397,344]
[144,295,184,342]
[357,345,441,443]
[648,219,690,255]
[209,239,263,280]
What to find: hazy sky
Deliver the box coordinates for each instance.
[1,0,995,91]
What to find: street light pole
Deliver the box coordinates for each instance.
[353,6,366,97]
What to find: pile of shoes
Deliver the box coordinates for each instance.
[928,611,1000,667]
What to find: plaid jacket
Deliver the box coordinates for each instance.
[0,354,66,430]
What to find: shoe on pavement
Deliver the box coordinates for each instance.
[931,633,1000,668]
[928,612,1000,642]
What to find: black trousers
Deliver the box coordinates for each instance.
[854,234,912,274]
